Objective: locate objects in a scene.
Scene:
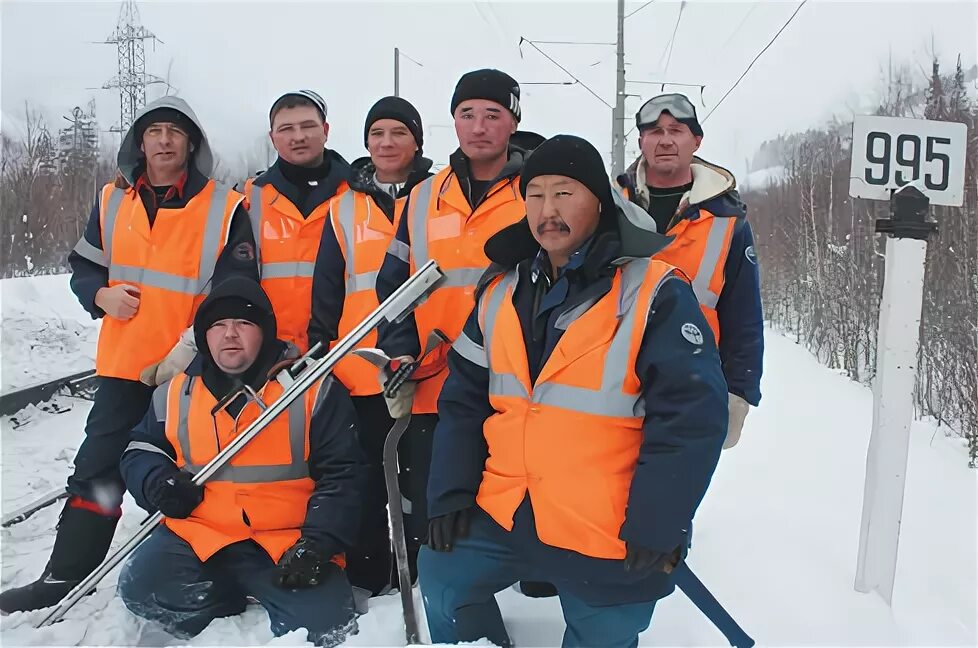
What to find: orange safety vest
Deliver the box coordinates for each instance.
[95,180,242,381]
[464,257,680,559]
[402,168,525,413]
[621,186,735,344]
[159,372,343,566]
[244,178,349,353]
[327,189,403,396]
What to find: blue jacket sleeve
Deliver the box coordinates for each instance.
[427,307,492,518]
[302,377,368,554]
[375,199,421,359]
[211,204,260,286]
[619,275,728,553]
[68,197,108,319]
[716,219,764,406]
[308,218,347,351]
[119,384,178,513]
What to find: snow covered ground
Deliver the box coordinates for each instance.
[0,274,99,391]
[0,275,975,647]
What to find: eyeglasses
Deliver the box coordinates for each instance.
[635,94,697,128]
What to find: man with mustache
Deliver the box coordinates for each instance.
[616,93,763,451]
[0,96,257,613]
[418,135,728,647]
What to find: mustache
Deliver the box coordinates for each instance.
[536,219,571,234]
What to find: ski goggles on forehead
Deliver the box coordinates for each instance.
[636,94,697,128]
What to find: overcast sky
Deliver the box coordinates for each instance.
[2,0,976,180]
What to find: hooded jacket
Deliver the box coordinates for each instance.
[617,155,763,406]
[427,197,728,606]
[307,154,433,356]
[120,276,366,557]
[68,96,258,325]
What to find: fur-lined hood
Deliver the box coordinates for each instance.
[617,155,743,223]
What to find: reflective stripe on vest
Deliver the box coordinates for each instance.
[690,217,731,310]
[249,183,263,263]
[249,182,321,282]
[406,176,490,291]
[451,329,488,368]
[260,261,315,279]
[99,187,126,262]
[171,376,309,483]
[102,184,235,295]
[481,258,670,419]
[406,176,436,266]
[335,190,382,295]
[72,236,108,267]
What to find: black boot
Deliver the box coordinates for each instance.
[0,502,118,614]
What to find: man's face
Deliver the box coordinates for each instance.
[638,112,702,178]
[453,99,516,163]
[140,122,192,177]
[367,119,418,177]
[524,175,601,262]
[205,318,263,375]
[270,105,329,167]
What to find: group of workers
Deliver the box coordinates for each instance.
[0,66,763,648]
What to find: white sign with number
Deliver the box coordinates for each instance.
[849,115,967,207]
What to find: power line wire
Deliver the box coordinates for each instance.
[717,2,759,53]
[662,1,685,75]
[630,80,703,87]
[703,0,808,122]
[519,37,613,108]
[528,40,616,46]
[625,0,658,20]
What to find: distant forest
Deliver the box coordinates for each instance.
[742,55,977,466]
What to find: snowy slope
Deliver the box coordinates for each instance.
[0,275,975,647]
[741,166,785,192]
[0,274,99,391]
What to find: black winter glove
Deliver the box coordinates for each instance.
[274,537,329,589]
[623,543,682,574]
[428,507,472,552]
[145,465,204,519]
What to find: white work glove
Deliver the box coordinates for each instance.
[140,328,197,386]
[724,393,750,450]
[381,355,417,419]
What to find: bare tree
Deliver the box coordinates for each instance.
[746,54,977,467]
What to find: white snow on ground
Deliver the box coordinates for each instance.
[0,274,975,647]
[0,274,99,391]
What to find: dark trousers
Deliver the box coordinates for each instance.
[402,413,437,572]
[67,376,154,509]
[346,394,396,595]
[345,397,435,594]
[118,526,356,647]
[418,510,657,648]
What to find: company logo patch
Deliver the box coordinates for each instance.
[681,323,704,346]
[745,245,757,265]
[233,242,255,262]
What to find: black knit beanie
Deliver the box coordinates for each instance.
[450,69,521,122]
[363,96,424,153]
[194,276,277,366]
[519,134,615,215]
